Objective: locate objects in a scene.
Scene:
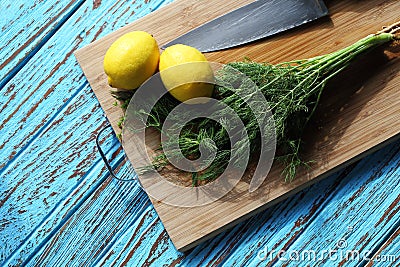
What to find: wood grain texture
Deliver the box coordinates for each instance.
[366,226,400,266]
[75,0,400,251]
[1,0,399,265]
[0,0,84,87]
[1,0,172,264]
[237,144,400,266]
[26,142,400,266]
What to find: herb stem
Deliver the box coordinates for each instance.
[138,31,396,183]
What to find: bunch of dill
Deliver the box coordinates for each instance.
[119,27,399,184]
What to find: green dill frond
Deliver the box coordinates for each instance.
[123,32,395,184]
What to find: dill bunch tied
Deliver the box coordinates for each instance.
[137,29,398,184]
[225,32,396,180]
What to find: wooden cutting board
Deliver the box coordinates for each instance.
[74,0,400,251]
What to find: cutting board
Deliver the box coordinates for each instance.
[74,0,400,251]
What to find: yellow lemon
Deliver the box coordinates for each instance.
[159,44,214,104]
[103,31,159,90]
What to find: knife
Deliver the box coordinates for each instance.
[162,0,329,52]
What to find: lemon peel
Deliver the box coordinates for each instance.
[159,44,214,104]
[104,31,159,90]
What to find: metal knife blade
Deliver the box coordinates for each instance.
[162,0,328,52]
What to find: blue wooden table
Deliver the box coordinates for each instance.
[1,0,399,266]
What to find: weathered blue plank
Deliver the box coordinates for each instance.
[0,0,172,170]
[0,0,168,172]
[1,0,172,264]
[28,166,150,266]
[30,146,400,267]
[0,0,85,87]
[0,83,123,264]
[368,227,400,265]
[25,156,348,266]
[259,144,399,267]
[1,0,399,266]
